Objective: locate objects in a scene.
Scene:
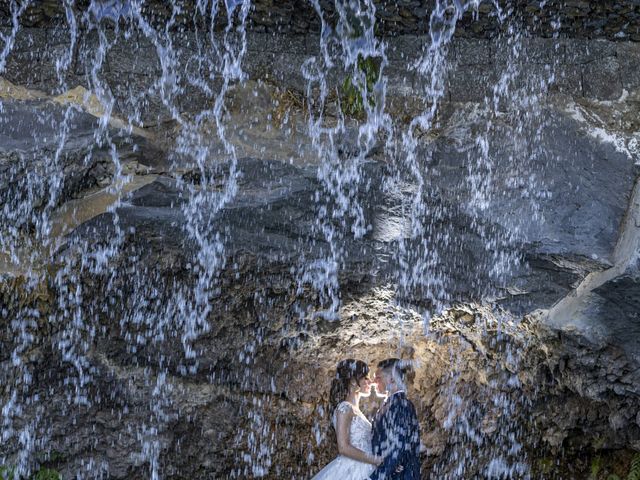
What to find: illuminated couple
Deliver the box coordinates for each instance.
[311,358,421,480]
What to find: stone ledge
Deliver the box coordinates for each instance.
[2,28,639,119]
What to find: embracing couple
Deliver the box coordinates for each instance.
[311,358,421,480]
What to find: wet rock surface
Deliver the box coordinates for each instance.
[0,99,164,218]
[1,86,639,477]
[70,158,381,267]
[429,106,638,312]
[2,24,640,123]
[1,4,640,480]
[3,268,639,479]
[2,0,640,40]
[0,100,105,207]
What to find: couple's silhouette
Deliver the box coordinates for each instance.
[311,358,421,480]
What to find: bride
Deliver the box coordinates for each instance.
[311,359,382,480]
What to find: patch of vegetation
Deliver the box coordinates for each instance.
[341,54,381,118]
[607,453,640,480]
[32,469,61,480]
[0,466,62,480]
[0,466,16,480]
[36,450,65,466]
[591,455,603,479]
[536,457,554,475]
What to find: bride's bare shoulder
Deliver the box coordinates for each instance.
[335,401,354,415]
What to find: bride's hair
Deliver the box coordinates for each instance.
[328,359,369,420]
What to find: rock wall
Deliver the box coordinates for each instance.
[1,3,640,479]
[2,25,639,124]
[2,0,640,40]
[1,93,639,477]
[2,180,639,478]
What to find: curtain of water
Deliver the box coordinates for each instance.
[301,1,558,478]
[298,0,392,321]
[0,0,559,477]
[393,0,483,315]
[1,0,252,477]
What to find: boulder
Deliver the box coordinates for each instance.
[0,99,164,219]
[409,104,639,314]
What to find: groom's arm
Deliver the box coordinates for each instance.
[369,403,410,480]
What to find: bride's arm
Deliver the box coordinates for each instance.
[335,408,382,466]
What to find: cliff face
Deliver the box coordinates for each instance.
[3,0,640,40]
[1,2,639,479]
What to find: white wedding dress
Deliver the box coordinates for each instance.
[311,401,376,480]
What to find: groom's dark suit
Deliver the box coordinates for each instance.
[370,391,421,480]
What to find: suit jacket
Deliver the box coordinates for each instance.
[370,392,421,480]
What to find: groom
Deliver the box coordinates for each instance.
[369,358,421,480]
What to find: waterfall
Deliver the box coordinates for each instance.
[0,0,601,478]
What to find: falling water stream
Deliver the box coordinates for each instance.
[0,0,562,478]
